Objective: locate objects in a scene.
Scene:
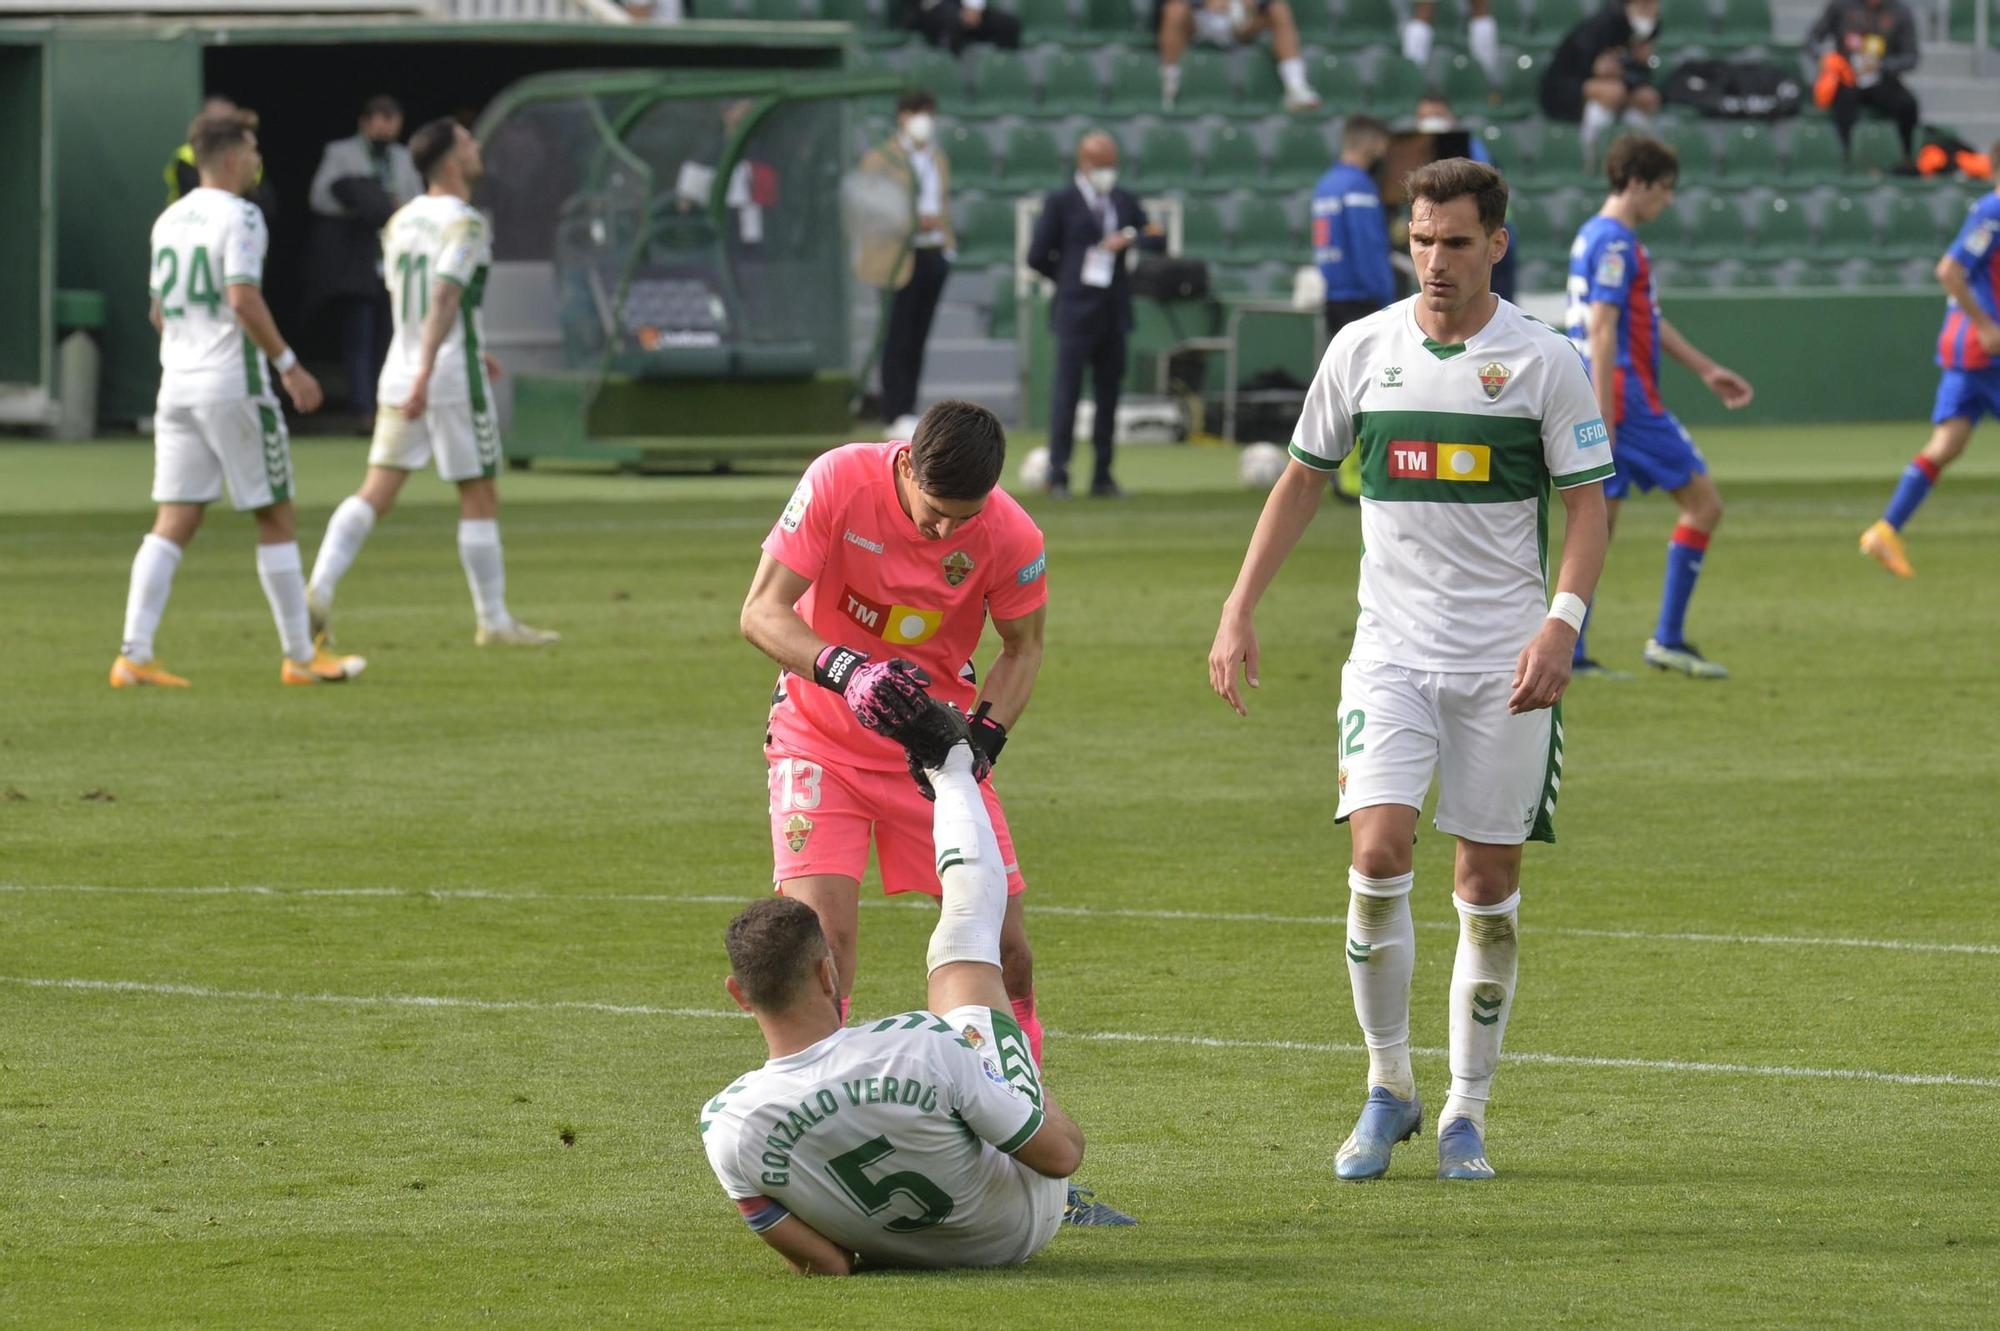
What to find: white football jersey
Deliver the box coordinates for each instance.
[702,1011,1052,1269]
[149,188,271,409]
[376,194,493,407]
[1291,296,1615,672]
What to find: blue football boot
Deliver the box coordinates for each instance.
[1436,1117,1497,1181]
[1333,1086,1422,1181]
[1064,1185,1138,1226]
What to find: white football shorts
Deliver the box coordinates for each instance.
[152,396,292,511]
[1334,659,1563,845]
[368,398,500,483]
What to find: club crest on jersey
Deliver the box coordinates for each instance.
[941,550,975,587]
[961,1024,986,1049]
[1339,766,1349,794]
[1478,362,1512,400]
[783,813,813,853]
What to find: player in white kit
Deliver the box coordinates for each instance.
[1209,158,1611,1181]
[702,704,1094,1274]
[113,110,365,688]
[306,118,556,649]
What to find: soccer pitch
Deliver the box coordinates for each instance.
[3,425,1996,1326]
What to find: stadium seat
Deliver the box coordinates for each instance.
[1947,0,2000,43]
[1472,123,1512,172]
[1481,0,1527,35]
[1751,193,1811,253]
[1136,123,1202,192]
[744,0,812,19]
[1438,52,1496,108]
[1016,0,1082,43]
[1642,202,1691,262]
[1662,122,1718,182]
[1783,259,1842,288]
[954,194,1019,267]
[1200,123,1264,190]
[1084,0,1148,43]
[1106,49,1166,114]
[823,0,911,44]
[1269,120,1334,188]
[999,124,1065,188]
[1686,193,1749,260]
[967,49,1039,115]
[1368,56,1428,111]
[1712,0,1773,48]
[1850,120,1905,175]
[1290,0,1337,44]
[1233,201,1303,263]
[1290,52,1367,113]
[1504,199,1567,267]
[941,124,999,191]
[1816,194,1877,259]
[899,47,968,99]
[1881,194,1941,259]
[1521,121,1589,189]
[1533,0,1592,37]
[1648,257,1687,292]
[1786,119,1846,184]
[1173,48,1238,116]
[1331,0,1400,49]
[1492,50,1542,119]
[1181,196,1232,256]
[1719,124,1782,183]
[1039,50,1105,115]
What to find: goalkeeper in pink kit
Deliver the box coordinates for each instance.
[740,400,1051,1062]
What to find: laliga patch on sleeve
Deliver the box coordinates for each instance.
[1593,252,1625,289]
[1966,222,1996,257]
[1016,550,1046,586]
[779,477,812,533]
[1574,418,1609,450]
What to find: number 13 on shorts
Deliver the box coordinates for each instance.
[769,758,823,812]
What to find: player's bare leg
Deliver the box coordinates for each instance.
[1437,838,1522,1180]
[1257,3,1320,109]
[1863,417,1972,577]
[1157,0,1192,108]
[1644,471,1728,679]
[779,873,862,1022]
[1336,802,1424,1181]
[997,895,1045,1063]
[459,477,558,646]
[112,502,205,687]
[308,464,409,641]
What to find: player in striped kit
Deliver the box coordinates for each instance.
[1859,172,2000,577]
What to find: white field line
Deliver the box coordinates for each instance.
[7,883,2000,959]
[6,974,1998,1092]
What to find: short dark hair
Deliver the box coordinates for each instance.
[1405,156,1509,234]
[725,896,829,1010]
[362,94,402,119]
[897,88,937,116]
[409,117,461,183]
[1606,135,1679,191]
[910,399,1006,500]
[191,111,257,171]
[1342,114,1392,151]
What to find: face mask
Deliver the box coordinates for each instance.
[1415,115,1456,133]
[1086,167,1117,194]
[1627,9,1657,39]
[903,113,934,146]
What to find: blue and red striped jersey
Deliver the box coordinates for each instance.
[1937,193,2000,372]
[1566,214,1664,414]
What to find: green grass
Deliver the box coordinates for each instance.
[2,425,1997,1327]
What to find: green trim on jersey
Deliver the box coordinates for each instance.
[996,1104,1045,1154]
[223,276,261,288]
[1421,336,1468,361]
[240,335,264,396]
[257,403,290,503]
[437,271,467,290]
[1288,440,1339,472]
[1528,701,1563,844]
[460,279,501,479]
[1553,460,1616,489]
[1354,409,1546,504]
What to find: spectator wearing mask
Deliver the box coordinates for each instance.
[1026,131,1165,499]
[1311,115,1396,340]
[860,90,957,436]
[905,0,1022,55]
[1540,0,1663,166]
[1157,0,1320,112]
[307,96,424,423]
[1809,0,1920,166]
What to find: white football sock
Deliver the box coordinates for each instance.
[256,541,313,664]
[1401,17,1434,66]
[1468,14,1502,83]
[1278,55,1311,96]
[1160,61,1182,107]
[457,518,512,631]
[309,495,378,604]
[1621,105,1658,133]
[925,743,1007,975]
[121,533,183,663]
[1581,100,1616,163]
[1346,868,1416,1100]
[1442,891,1520,1132]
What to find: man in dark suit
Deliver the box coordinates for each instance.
[1026,131,1164,499]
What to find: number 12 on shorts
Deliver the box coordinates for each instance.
[770,758,823,812]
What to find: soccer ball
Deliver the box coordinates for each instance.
[1238,442,1287,490]
[1018,445,1052,492]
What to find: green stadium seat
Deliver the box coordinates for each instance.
[1784,259,1843,288]
[1533,0,1593,38]
[1016,0,1078,42]
[823,0,911,44]
[1039,50,1104,115]
[1504,199,1567,266]
[1292,52,1367,113]
[1481,0,1528,34]
[1084,0,1147,43]
[1106,49,1166,114]
[1439,52,1497,108]
[1233,202,1302,263]
[1332,0,1400,49]
[1850,120,1906,175]
[1368,56,1428,112]
[1136,124,1201,192]
[999,124,1064,188]
[1200,123,1264,190]
[1662,123,1718,183]
[1686,194,1749,259]
[1816,194,1877,258]
[1290,0,1337,43]
[1173,49,1238,116]
[940,124,999,191]
[744,0,811,19]
[1492,50,1542,120]
[1269,120,1334,188]
[1947,0,1999,44]
[1521,121,1589,189]
[1785,119,1845,184]
[987,269,1018,337]
[954,195,1018,267]
[1181,197,1231,256]
[1880,194,1941,260]
[899,48,968,100]
[1713,0,1773,48]
[1751,193,1811,253]
[1718,124,1781,183]
[967,50,1038,115]
[1648,257,1687,292]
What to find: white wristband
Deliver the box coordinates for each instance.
[1547,592,1588,632]
[272,347,297,374]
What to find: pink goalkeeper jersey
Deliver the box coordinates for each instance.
[763,442,1048,773]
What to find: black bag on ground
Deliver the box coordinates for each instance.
[1131,256,1210,301]
[1662,59,1804,119]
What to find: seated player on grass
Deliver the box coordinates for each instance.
[701,702,1127,1276]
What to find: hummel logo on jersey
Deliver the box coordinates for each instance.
[1387,441,1491,482]
[843,529,884,554]
[1380,366,1403,387]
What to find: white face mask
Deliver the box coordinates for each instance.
[1415,115,1456,133]
[1086,167,1117,195]
[903,113,935,146]
[1627,9,1657,39]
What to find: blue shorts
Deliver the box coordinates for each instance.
[1607,407,1706,500]
[1931,367,2000,426]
